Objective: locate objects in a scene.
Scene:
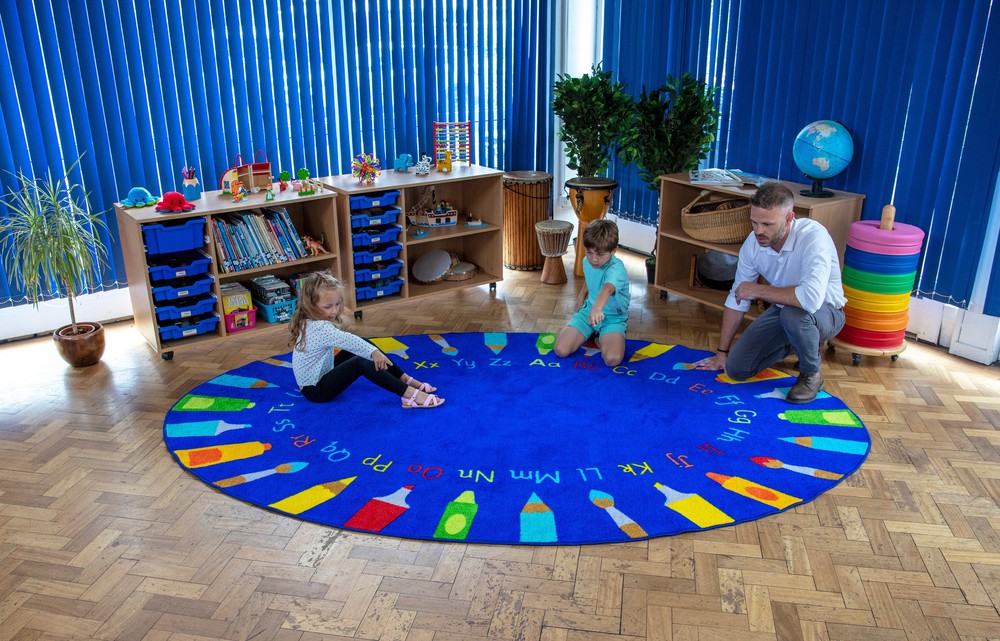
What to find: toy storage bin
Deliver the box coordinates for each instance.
[154,294,218,322]
[355,277,404,301]
[351,224,403,247]
[353,259,404,284]
[353,242,402,265]
[349,190,400,210]
[151,276,214,302]
[142,219,206,255]
[147,250,212,282]
[224,306,257,333]
[256,299,297,323]
[351,206,402,229]
[158,313,220,341]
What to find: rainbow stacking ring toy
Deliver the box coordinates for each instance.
[831,205,924,365]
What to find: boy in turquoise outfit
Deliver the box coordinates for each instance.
[554,219,631,366]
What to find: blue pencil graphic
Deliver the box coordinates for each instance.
[520,492,557,542]
[484,332,507,354]
[209,373,277,388]
[165,420,250,438]
[779,436,868,455]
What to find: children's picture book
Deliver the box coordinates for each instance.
[689,168,743,185]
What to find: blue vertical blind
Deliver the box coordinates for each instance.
[603,0,1000,313]
[0,0,555,308]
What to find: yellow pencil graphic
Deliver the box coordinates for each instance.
[269,476,357,515]
[174,441,271,468]
[628,342,674,363]
[715,368,791,384]
[705,472,801,510]
[654,482,734,528]
[371,337,410,359]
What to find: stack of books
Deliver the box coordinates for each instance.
[212,207,308,273]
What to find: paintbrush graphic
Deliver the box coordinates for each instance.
[589,489,648,539]
[214,462,308,488]
[750,456,843,480]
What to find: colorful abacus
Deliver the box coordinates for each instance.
[830,204,924,364]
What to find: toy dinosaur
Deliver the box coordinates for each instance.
[301,235,329,256]
[120,187,158,208]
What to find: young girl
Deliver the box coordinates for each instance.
[289,271,444,409]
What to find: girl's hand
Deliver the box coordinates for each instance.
[372,350,391,370]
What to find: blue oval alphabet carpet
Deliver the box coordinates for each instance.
[163,332,870,545]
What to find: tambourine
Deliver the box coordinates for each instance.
[411,250,457,283]
[443,261,478,281]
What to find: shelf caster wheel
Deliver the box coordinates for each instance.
[659,291,668,299]
[891,354,899,362]
[827,341,836,351]
[161,351,174,361]
[489,282,497,293]
[852,353,862,366]
[354,310,363,320]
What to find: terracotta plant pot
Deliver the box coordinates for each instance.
[53,322,106,367]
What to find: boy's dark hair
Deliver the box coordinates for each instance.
[582,219,619,253]
[751,181,795,211]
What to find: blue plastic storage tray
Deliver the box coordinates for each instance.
[151,276,214,302]
[154,294,218,322]
[349,190,400,210]
[350,206,401,229]
[148,250,212,282]
[256,299,297,323]
[158,314,219,341]
[353,242,402,265]
[353,259,404,284]
[356,278,404,301]
[352,224,403,247]
[142,219,206,255]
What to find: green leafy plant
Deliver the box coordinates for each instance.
[0,157,109,335]
[552,63,633,177]
[620,72,721,190]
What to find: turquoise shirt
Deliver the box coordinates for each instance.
[583,254,630,319]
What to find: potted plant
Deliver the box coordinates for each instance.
[0,157,110,367]
[620,72,721,191]
[552,63,633,178]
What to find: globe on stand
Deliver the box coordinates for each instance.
[792,120,854,198]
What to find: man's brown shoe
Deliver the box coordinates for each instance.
[786,373,824,404]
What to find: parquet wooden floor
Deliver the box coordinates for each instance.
[2,251,1000,641]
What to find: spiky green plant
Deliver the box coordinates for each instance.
[0,157,109,335]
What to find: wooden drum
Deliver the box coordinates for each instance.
[502,171,552,270]
[535,219,574,285]
[565,177,617,277]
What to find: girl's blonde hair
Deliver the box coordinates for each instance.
[288,270,344,351]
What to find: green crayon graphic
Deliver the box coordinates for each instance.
[778,409,862,427]
[535,333,556,355]
[433,490,478,540]
[174,394,255,412]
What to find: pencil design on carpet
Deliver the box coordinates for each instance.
[345,484,414,532]
[673,362,696,370]
[429,334,458,355]
[778,409,863,427]
[175,441,271,468]
[208,374,277,388]
[756,386,831,400]
[165,420,250,438]
[261,357,292,368]
[628,342,674,363]
[750,456,843,480]
[581,337,601,357]
[589,489,647,539]
[214,461,308,487]
[519,492,557,542]
[715,368,790,384]
[371,337,410,359]
[653,482,734,528]
[705,472,801,510]
[433,490,478,540]
[269,476,356,515]
[174,394,255,412]
[778,436,869,455]
[484,332,507,354]
[535,333,557,355]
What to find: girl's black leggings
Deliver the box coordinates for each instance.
[300,348,407,403]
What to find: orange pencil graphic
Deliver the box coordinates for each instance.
[269,476,357,515]
[705,472,801,509]
[174,441,271,468]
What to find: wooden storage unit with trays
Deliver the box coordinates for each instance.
[115,187,340,359]
[652,172,864,315]
[320,164,503,317]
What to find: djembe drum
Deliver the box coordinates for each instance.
[502,171,552,270]
[565,177,617,277]
[535,220,574,285]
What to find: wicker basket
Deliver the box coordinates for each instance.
[680,190,752,244]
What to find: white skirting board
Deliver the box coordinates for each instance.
[908,296,1000,365]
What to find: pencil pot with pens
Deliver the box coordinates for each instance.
[181,167,201,201]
